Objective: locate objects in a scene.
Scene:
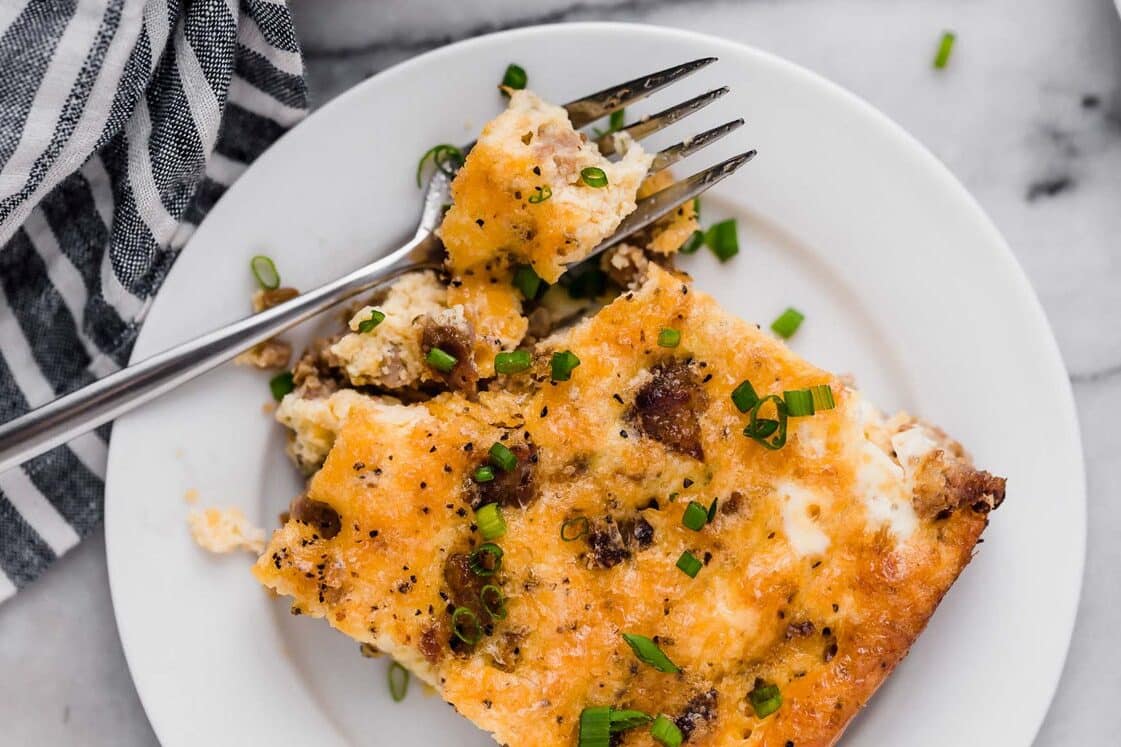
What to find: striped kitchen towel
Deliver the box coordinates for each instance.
[0,0,308,603]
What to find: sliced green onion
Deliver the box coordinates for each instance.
[416,144,464,187]
[250,254,280,290]
[550,350,581,382]
[810,384,836,410]
[501,63,527,90]
[783,389,815,417]
[488,442,517,472]
[621,633,680,673]
[692,197,701,220]
[679,230,704,254]
[527,185,552,204]
[513,265,544,299]
[580,167,609,188]
[476,503,506,540]
[480,584,508,620]
[269,371,294,401]
[748,679,783,718]
[387,661,409,702]
[704,219,739,261]
[650,714,683,747]
[657,328,681,348]
[495,349,532,375]
[707,497,718,523]
[561,516,589,541]
[468,543,503,576]
[744,394,788,450]
[357,309,386,334]
[579,706,612,747]
[451,607,482,645]
[609,709,652,733]
[676,551,702,578]
[609,109,626,132]
[934,31,956,69]
[771,307,804,339]
[681,501,709,532]
[426,346,458,373]
[731,379,760,413]
[474,465,495,483]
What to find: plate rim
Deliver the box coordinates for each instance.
[105,20,1086,746]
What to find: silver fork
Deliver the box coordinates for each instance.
[0,58,756,473]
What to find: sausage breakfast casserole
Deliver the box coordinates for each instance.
[253,86,1005,747]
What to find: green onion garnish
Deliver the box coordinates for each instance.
[676,551,702,578]
[426,346,458,373]
[527,185,552,204]
[269,371,294,401]
[561,516,589,541]
[707,497,718,523]
[579,706,612,747]
[610,709,652,733]
[468,543,503,576]
[513,265,543,299]
[810,384,836,410]
[501,63,527,90]
[357,309,386,334]
[783,389,815,417]
[488,442,517,472]
[771,307,804,339]
[250,254,280,290]
[609,109,626,132]
[480,584,508,619]
[473,465,495,483]
[657,328,681,348]
[934,31,956,69]
[387,661,409,702]
[476,503,506,540]
[416,144,464,187]
[451,607,482,645]
[650,714,683,747]
[681,501,709,532]
[731,379,759,413]
[744,394,788,450]
[679,230,704,254]
[495,349,532,375]
[704,219,739,261]
[748,679,783,718]
[580,167,609,188]
[550,350,581,382]
[621,633,680,673]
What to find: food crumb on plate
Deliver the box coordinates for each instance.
[188,506,265,554]
[184,488,199,505]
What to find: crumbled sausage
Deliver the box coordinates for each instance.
[422,317,478,392]
[634,358,708,460]
[291,337,347,398]
[234,339,292,370]
[675,689,718,741]
[471,443,537,509]
[288,494,341,539]
[585,515,656,569]
[252,286,299,312]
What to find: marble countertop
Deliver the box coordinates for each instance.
[2,0,1118,744]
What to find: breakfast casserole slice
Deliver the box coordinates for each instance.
[254,263,1004,746]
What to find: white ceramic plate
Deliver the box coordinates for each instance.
[105,22,1084,747]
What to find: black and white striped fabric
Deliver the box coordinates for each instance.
[0,0,307,603]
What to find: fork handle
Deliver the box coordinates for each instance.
[0,233,439,474]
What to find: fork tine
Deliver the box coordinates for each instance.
[592,150,758,255]
[648,119,746,173]
[595,87,730,157]
[563,57,718,129]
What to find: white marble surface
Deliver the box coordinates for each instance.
[2,0,1119,744]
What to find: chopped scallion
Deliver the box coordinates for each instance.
[704,219,739,261]
[468,543,503,576]
[580,166,609,188]
[657,328,681,348]
[387,661,409,702]
[934,31,956,69]
[748,679,783,718]
[480,584,508,619]
[357,309,386,334]
[810,384,836,410]
[621,633,680,673]
[679,230,704,254]
[451,607,482,645]
[527,185,552,204]
[681,501,709,532]
[783,389,815,417]
[513,264,543,299]
[426,346,458,373]
[770,307,804,339]
[416,144,464,187]
[676,550,703,578]
[269,371,294,401]
[650,714,683,747]
[488,442,517,472]
[495,349,532,375]
[609,709,652,733]
[609,108,626,132]
[473,465,495,483]
[250,254,280,290]
[731,379,760,413]
[579,706,612,747]
[550,350,581,382]
[501,63,527,90]
[744,394,788,450]
[707,497,718,523]
[475,503,506,540]
[561,516,589,541]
